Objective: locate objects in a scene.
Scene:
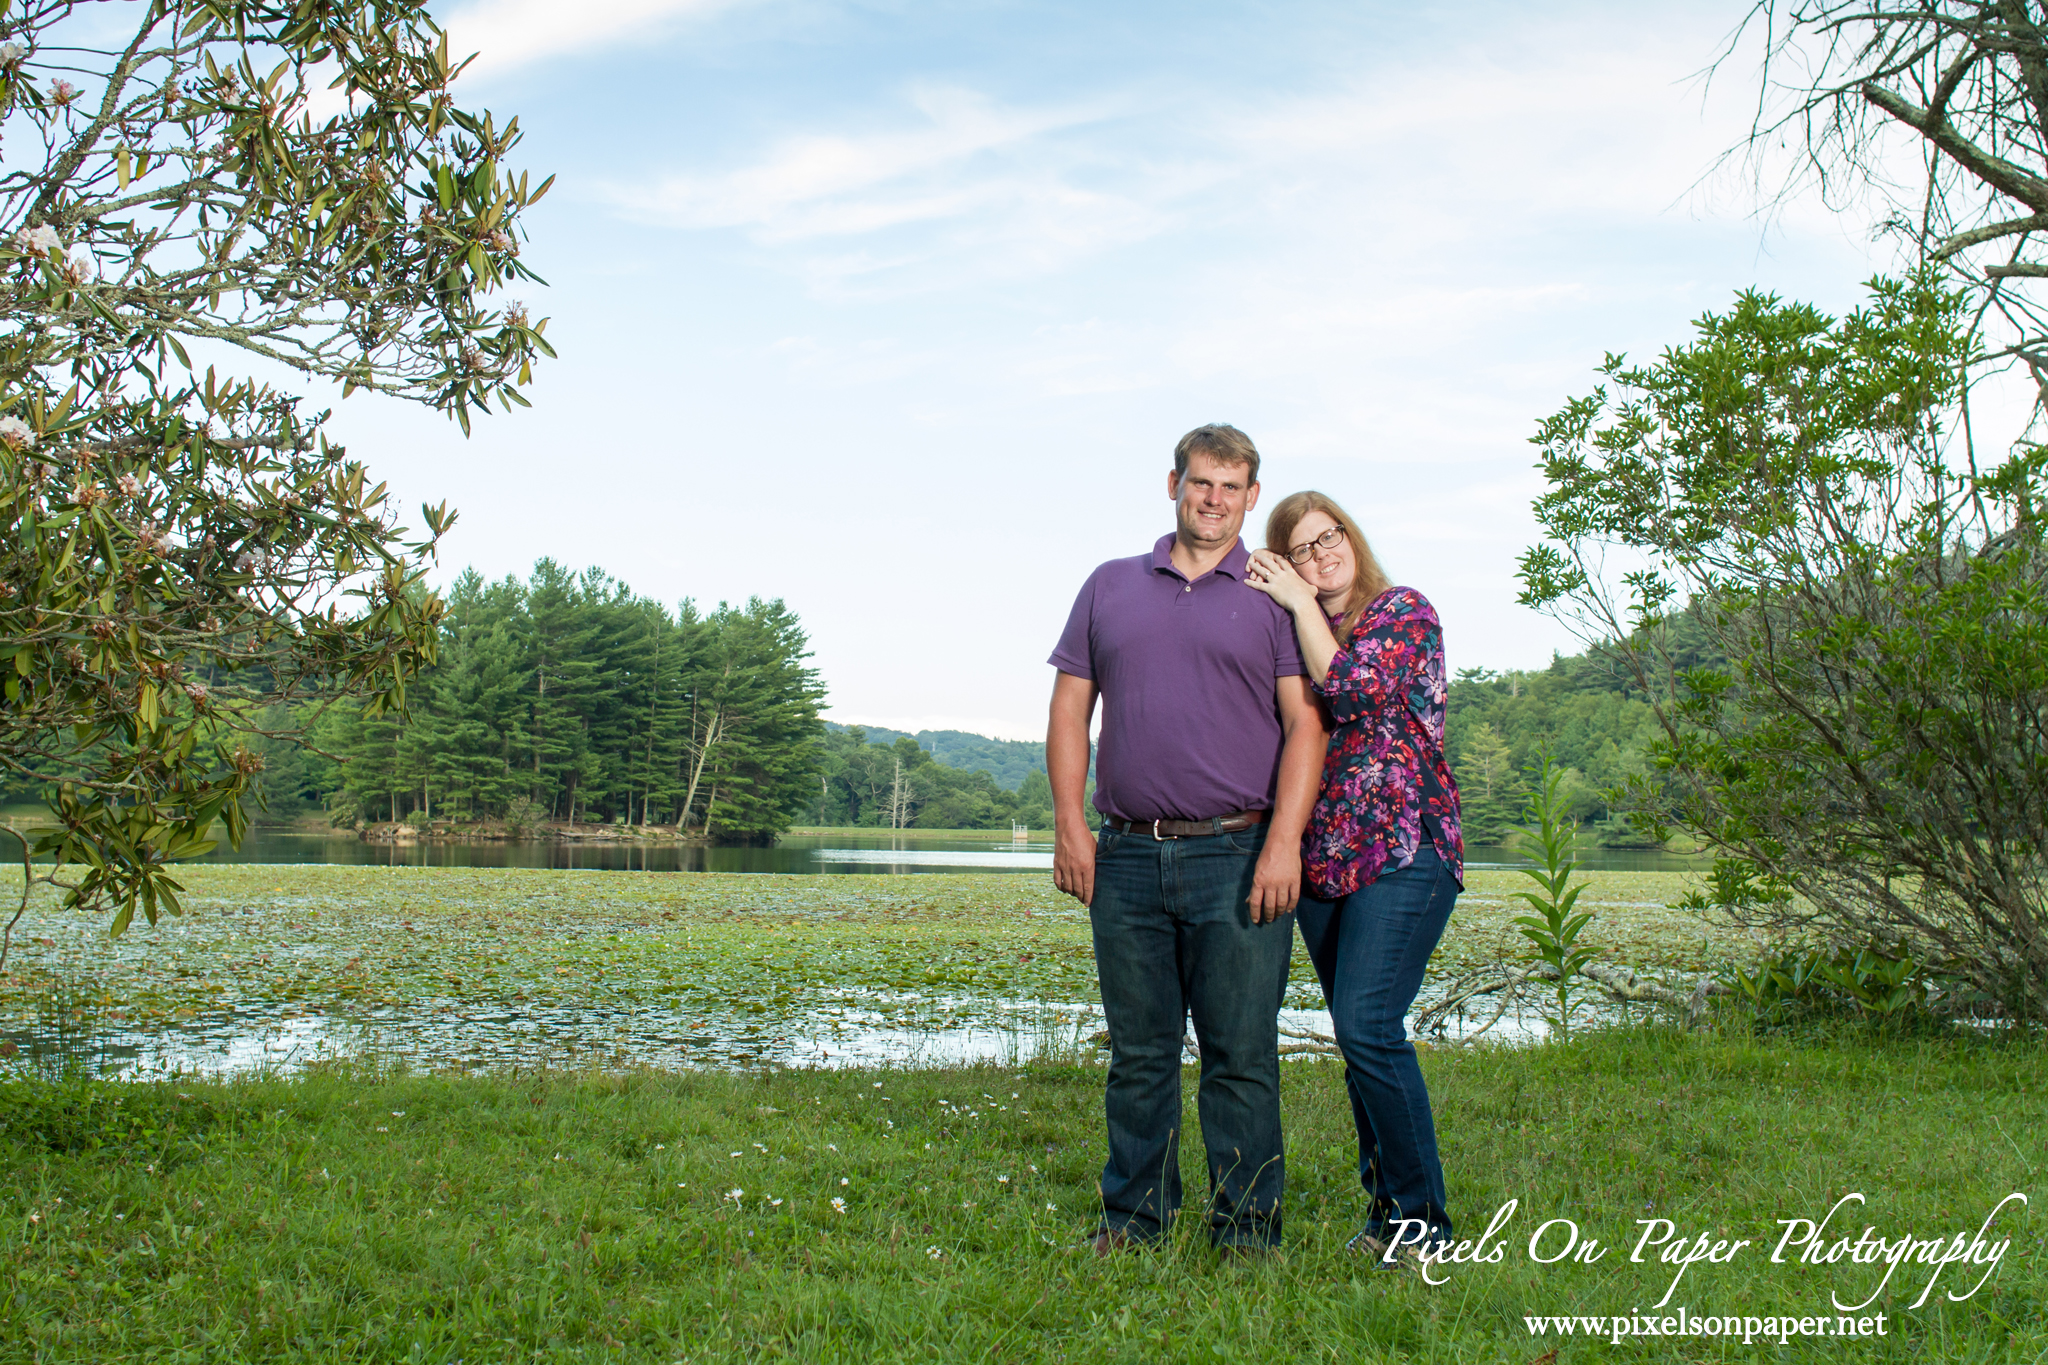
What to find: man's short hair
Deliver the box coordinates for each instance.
[1173,424,1260,486]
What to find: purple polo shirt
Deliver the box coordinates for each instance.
[1049,534,1306,823]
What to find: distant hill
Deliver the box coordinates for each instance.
[825,724,1045,791]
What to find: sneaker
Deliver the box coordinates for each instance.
[1346,1225,1392,1258]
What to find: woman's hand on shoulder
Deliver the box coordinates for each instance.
[1245,549,1320,615]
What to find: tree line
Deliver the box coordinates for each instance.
[258,561,826,842]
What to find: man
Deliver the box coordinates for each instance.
[1047,423,1326,1255]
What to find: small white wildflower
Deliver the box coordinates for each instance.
[839,1177,849,1186]
[1045,1202,1057,1211]
[830,1197,846,1214]
[1029,1164,1039,1173]
[872,1082,882,1089]
[729,1151,741,1158]
[375,1125,388,1132]
[997,1176,1010,1184]
[1011,1093,1020,1100]
[769,1198,783,1207]
[0,415,33,451]
[926,1245,943,1260]
[725,1188,743,1203]
[390,1111,404,1118]
[960,1201,976,1209]
[826,1143,837,1152]
[653,1144,664,1151]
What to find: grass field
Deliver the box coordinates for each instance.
[1,1027,2040,1363]
[1,865,2037,1361]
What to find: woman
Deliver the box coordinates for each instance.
[1243,490,1463,1264]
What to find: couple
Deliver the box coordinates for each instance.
[1047,422,1462,1262]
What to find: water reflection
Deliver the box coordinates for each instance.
[199,831,1059,874]
[199,831,1705,875]
[4,987,1552,1082]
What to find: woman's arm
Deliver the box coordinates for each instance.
[1243,549,1342,685]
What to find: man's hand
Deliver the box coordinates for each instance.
[1047,670,1101,907]
[1054,824,1096,906]
[1248,840,1300,924]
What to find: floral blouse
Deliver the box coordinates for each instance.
[1302,586,1464,899]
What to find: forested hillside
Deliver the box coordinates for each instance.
[808,728,1060,831]
[825,725,1046,790]
[1446,657,1663,844]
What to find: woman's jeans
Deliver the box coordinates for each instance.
[1295,844,1458,1245]
[1089,821,1294,1248]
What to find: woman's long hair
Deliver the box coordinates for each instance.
[1263,490,1391,644]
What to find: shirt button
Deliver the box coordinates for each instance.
[1184,585,1191,593]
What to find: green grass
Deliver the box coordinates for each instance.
[1,1027,2040,1363]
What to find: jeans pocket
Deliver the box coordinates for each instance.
[1222,825,1270,856]
[1097,826,1124,854]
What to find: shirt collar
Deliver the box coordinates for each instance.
[1151,533,1249,582]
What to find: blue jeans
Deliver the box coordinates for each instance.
[1089,821,1294,1247]
[1295,844,1458,1246]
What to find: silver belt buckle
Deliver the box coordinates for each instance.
[1151,819,1164,841]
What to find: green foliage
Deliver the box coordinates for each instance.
[1721,945,1939,1024]
[1508,754,1599,1040]
[1519,274,2048,1024]
[0,0,553,958]
[311,563,826,842]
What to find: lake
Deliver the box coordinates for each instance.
[200,829,1711,875]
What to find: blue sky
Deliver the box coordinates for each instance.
[314,0,1897,738]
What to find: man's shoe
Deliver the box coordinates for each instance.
[1090,1227,1135,1257]
[1351,1224,1446,1275]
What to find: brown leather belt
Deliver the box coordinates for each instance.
[1104,809,1269,840]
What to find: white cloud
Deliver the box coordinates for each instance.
[439,0,740,80]
[608,85,1181,291]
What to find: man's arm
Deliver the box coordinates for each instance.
[1248,674,1326,923]
[1048,670,1101,906]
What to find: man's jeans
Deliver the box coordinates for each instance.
[1295,844,1458,1246]
[1089,821,1293,1247]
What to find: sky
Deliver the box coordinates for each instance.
[301,0,1901,739]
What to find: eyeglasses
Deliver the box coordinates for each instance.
[1286,525,1348,564]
